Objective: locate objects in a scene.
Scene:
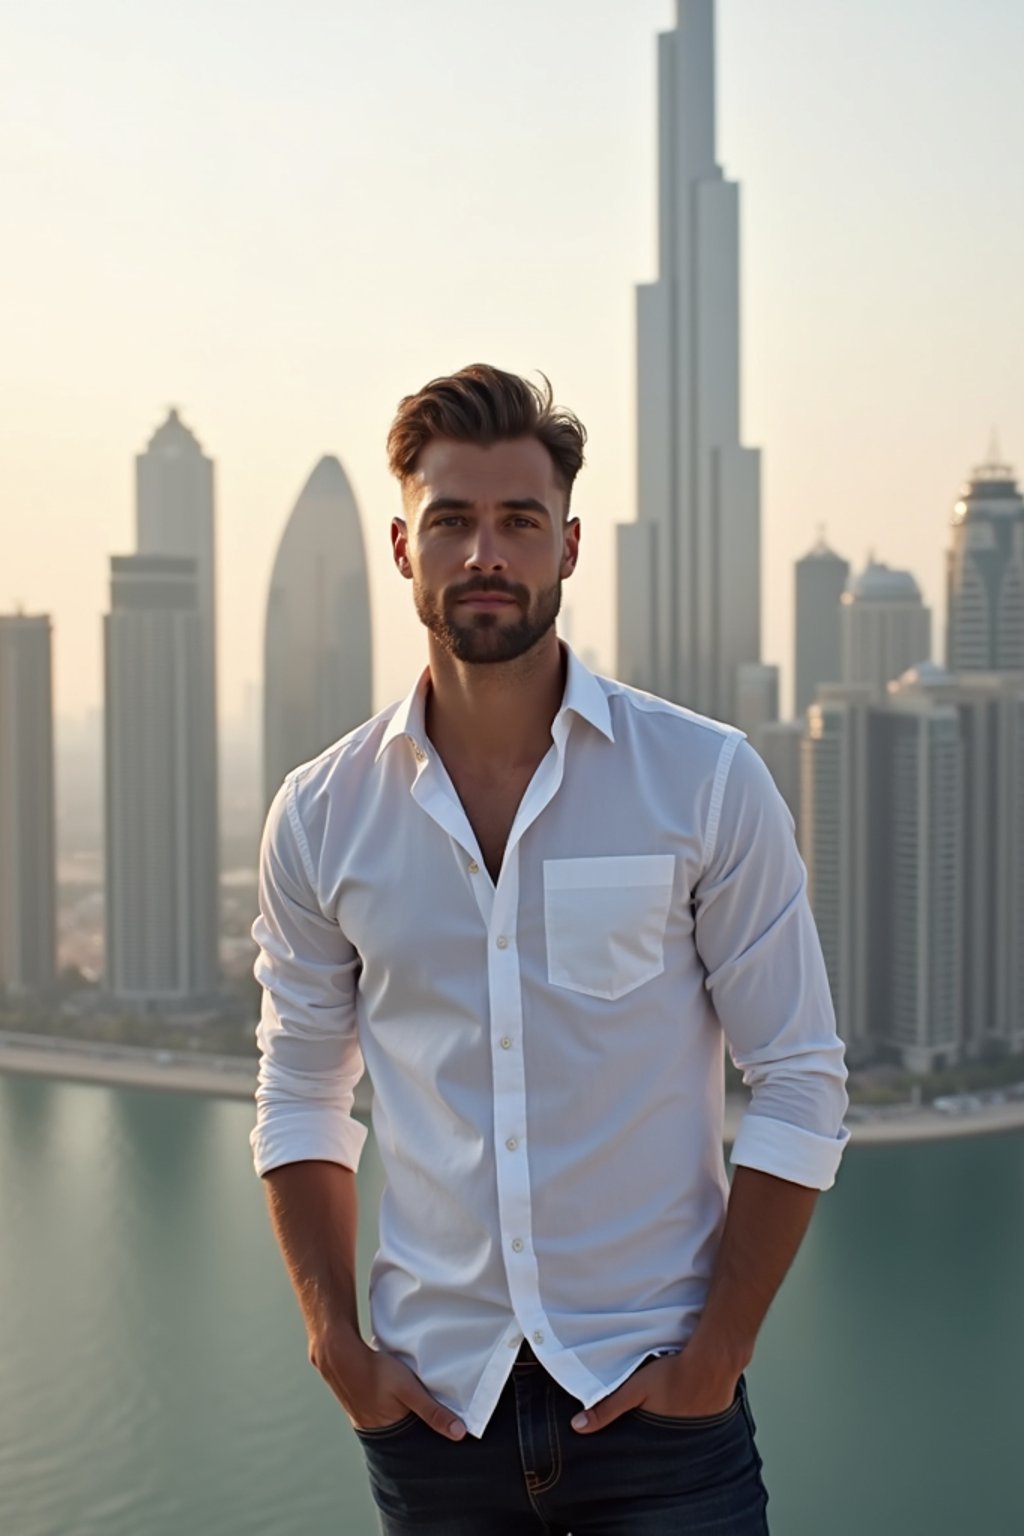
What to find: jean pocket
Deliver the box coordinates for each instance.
[353,1410,419,1440]
[630,1383,744,1430]
[543,854,675,1000]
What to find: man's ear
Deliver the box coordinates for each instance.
[560,516,581,579]
[391,517,413,579]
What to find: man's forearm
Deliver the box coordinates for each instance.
[262,1158,363,1346]
[686,1164,819,1375]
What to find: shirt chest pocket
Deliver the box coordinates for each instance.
[542,855,676,1001]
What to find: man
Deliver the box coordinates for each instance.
[251,364,849,1535]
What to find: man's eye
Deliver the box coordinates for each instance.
[510,516,537,528]
[435,516,465,527]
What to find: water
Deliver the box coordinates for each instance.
[1,1074,1021,1536]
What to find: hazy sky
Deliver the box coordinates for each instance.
[4,0,1022,725]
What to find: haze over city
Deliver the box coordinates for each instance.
[5,0,1023,730]
[3,6,1024,1535]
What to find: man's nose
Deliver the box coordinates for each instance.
[465,526,508,572]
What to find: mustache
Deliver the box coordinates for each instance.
[446,577,529,605]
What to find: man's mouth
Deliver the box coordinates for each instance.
[454,593,519,608]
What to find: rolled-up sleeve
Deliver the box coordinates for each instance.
[248,777,368,1178]
[694,735,849,1190]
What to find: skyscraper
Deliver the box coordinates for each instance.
[759,720,804,832]
[840,561,931,698]
[889,664,1024,1059]
[946,455,1024,672]
[104,557,218,1001]
[263,456,372,809]
[872,685,963,1073]
[616,0,761,721]
[804,672,970,1071]
[795,535,850,716]
[135,408,219,919]
[734,662,779,753]
[0,615,56,993]
[802,685,874,1060]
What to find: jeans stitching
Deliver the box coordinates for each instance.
[530,1380,563,1495]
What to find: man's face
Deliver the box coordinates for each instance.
[392,436,580,665]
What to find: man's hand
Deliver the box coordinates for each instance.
[309,1325,467,1441]
[570,1344,740,1434]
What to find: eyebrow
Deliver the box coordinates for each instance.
[421,496,553,518]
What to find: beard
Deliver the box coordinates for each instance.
[413,574,562,664]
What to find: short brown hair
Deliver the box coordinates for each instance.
[387,364,587,509]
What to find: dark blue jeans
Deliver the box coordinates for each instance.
[356,1352,770,1534]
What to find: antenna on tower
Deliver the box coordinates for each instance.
[986,427,1002,467]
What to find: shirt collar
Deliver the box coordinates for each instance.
[375,668,431,763]
[374,643,614,766]
[558,642,614,743]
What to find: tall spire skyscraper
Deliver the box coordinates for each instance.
[135,409,219,904]
[263,456,372,809]
[102,409,220,1005]
[617,0,761,720]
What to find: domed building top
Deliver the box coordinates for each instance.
[144,407,205,459]
[844,561,922,604]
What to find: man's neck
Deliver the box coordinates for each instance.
[424,630,566,774]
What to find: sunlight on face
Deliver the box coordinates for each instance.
[393,438,579,664]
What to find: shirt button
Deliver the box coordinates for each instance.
[496,936,509,950]
[532,1331,544,1345]
[505,1137,518,1151]
[413,746,426,762]
[468,861,479,875]
[511,1238,524,1253]
[500,1037,512,1050]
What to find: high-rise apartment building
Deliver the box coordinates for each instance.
[804,669,971,1072]
[872,684,963,1073]
[734,663,779,753]
[0,615,56,993]
[840,561,931,698]
[889,664,1024,1058]
[802,685,874,1060]
[263,456,372,809]
[616,0,760,722]
[759,720,804,832]
[946,456,1024,672]
[104,557,218,1001]
[795,536,850,715]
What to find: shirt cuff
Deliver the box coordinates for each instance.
[730,1110,850,1191]
[249,1108,369,1179]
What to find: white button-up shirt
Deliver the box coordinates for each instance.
[250,647,849,1438]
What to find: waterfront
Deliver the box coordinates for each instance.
[1,1074,1022,1536]
[4,1029,1024,1145]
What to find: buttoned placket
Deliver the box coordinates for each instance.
[400,720,577,1418]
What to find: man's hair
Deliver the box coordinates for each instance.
[387,364,587,510]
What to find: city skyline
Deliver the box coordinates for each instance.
[5,0,1022,726]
